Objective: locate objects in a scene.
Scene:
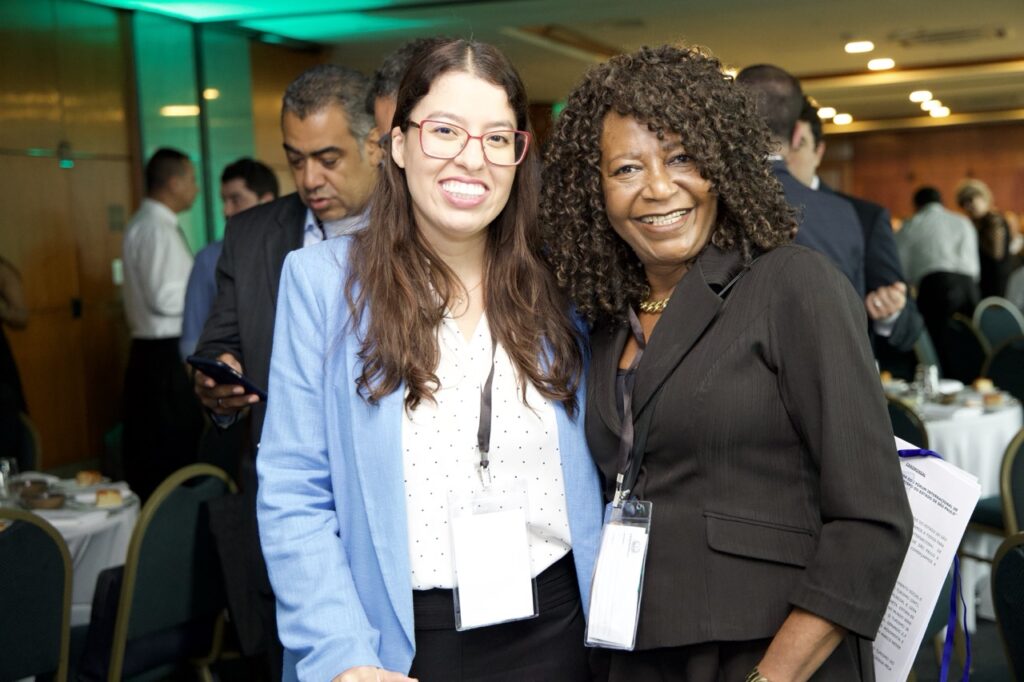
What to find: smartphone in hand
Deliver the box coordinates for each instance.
[186,355,268,401]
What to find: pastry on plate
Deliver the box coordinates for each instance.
[95,488,123,508]
[75,469,103,486]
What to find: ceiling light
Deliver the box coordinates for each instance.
[921,99,942,111]
[159,105,200,117]
[832,113,853,125]
[909,90,932,103]
[930,106,951,118]
[844,40,875,53]
[202,88,220,100]
[817,107,837,119]
[867,58,895,71]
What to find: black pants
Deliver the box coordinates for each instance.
[122,338,203,501]
[409,553,591,682]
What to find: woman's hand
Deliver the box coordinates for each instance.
[754,608,845,682]
[331,666,417,682]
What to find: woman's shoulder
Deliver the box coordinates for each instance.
[281,236,355,304]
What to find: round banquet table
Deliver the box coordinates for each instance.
[922,402,1023,631]
[32,497,140,626]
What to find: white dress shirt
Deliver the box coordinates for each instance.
[302,208,368,246]
[896,202,981,287]
[122,199,194,339]
[402,313,572,590]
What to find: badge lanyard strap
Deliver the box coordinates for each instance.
[613,307,647,506]
[476,337,498,487]
[898,448,971,682]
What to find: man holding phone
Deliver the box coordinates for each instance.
[190,64,380,681]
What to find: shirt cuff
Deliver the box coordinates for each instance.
[211,411,239,429]
[873,311,901,338]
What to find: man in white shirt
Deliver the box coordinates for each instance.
[121,147,203,501]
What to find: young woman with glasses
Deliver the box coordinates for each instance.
[256,39,602,682]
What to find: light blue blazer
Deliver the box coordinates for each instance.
[256,237,604,682]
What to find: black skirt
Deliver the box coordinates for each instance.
[409,552,592,682]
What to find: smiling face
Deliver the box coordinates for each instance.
[390,71,518,249]
[282,104,381,222]
[600,112,717,285]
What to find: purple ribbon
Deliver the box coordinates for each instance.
[898,448,971,682]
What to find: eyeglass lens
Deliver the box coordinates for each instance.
[419,121,528,166]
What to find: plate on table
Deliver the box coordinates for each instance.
[65,487,137,511]
[882,378,909,396]
[54,476,113,494]
[937,379,964,395]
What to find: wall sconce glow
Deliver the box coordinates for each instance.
[723,66,738,78]
[921,99,942,111]
[159,105,200,117]
[867,58,895,71]
[844,40,875,53]
[930,106,951,118]
[909,90,932,103]
[832,113,853,125]
[202,88,220,100]
[817,107,837,119]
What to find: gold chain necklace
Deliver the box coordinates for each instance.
[638,296,670,314]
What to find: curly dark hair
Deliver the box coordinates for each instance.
[541,44,795,323]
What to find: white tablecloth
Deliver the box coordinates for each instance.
[33,499,139,626]
[924,403,1023,631]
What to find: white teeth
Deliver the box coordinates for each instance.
[639,209,691,225]
[441,180,485,197]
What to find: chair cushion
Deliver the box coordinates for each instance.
[971,495,1004,529]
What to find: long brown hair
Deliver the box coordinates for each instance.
[345,39,583,415]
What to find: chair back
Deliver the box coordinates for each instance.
[887,397,929,449]
[1002,428,1024,536]
[941,314,991,384]
[108,464,237,681]
[0,508,72,681]
[913,326,941,371]
[974,296,1024,349]
[992,532,1024,680]
[983,335,1024,404]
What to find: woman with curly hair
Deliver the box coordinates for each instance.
[257,39,602,682]
[541,45,912,681]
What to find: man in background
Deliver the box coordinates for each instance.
[179,158,278,360]
[121,147,202,501]
[192,65,380,680]
[737,64,866,297]
[366,37,447,145]
[787,98,924,359]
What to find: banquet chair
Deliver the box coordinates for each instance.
[973,296,1024,350]
[913,326,942,371]
[982,335,1024,404]
[886,397,929,449]
[961,428,1024,562]
[991,532,1024,680]
[941,314,990,384]
[0,508,72,682]
[77,463,237,682]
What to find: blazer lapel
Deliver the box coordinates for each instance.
[589,321,630,437]
[631,245,745,417]
[265,195,307,309]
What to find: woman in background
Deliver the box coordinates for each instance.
[956,178,1014,298]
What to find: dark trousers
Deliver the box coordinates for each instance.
[122,337,202,501]
[409,553,591,682]
[916,271,980,372]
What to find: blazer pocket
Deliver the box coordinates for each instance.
[704,511,816,568]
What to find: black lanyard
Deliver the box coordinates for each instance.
[613,308,648,505]
[476,337,498,486]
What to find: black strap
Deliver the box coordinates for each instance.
[476,337,498,481]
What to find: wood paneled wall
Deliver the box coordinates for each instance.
[250,42,324,196]
[820,122,1024,223]
[0,0,134,468]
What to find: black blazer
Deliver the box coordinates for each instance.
[774,161,866,297]
[586,244,912,656]
[196,192,307,451]
[823,184,924,353]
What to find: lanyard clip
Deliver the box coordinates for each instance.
[477,458,492,489]
[613,473,629,508]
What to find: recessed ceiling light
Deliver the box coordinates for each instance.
[930,106,951,118]
[867,58,895,71]
[845,40,875,53]
[202,88,220,100]
[909,90,932,103]
[159,105,200,117]
[832,113,854,125]
[817,107,837,119]
[921,99,942,111]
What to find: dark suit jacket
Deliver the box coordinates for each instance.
[773,161,866,297]
[822,184,925,353]
[196,192,306,453]
[586,244,912,664]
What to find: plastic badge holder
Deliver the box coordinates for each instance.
[448,483,539,631]
[585,499,652,650]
